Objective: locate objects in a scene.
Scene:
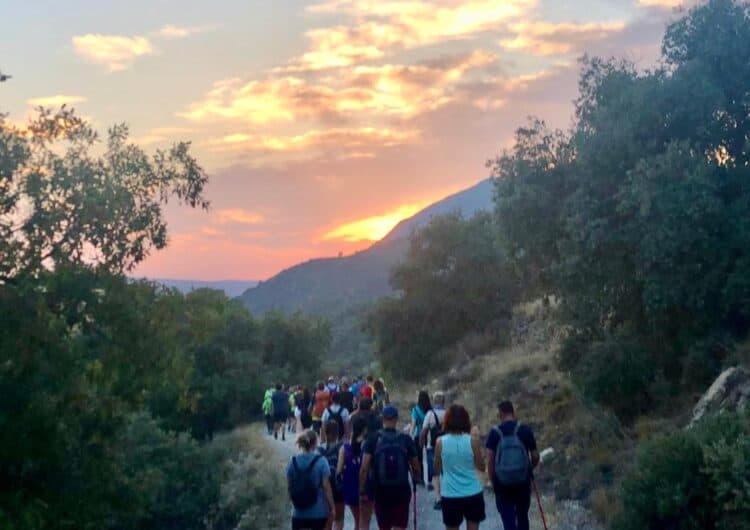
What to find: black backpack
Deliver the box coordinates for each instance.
[373,432,410,488]
[319,442,343,493]
[299,399,312,429]
[288,455,322,510]
[428,410,443,446]
[327,406,345,436]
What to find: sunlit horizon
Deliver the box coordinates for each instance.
[1,0,680,281]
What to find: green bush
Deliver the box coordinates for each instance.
[613,412,750,530]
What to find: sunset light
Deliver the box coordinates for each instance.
[323,203,426,242]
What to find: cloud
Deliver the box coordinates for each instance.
[214,209,265,225]
[322,202,428,242]
[27,95,87,107]
[72,34,154,71]
[501,20,627,56]
[213,127,419,153]
[289,0,534,71]
[182,50,497,126]
[637,0,683,7]
[157,24,215,39]
[134,126,195,145]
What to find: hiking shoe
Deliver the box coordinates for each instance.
[433,500,442,510]
[274,432,278,440]
[282,433,286,441]
[427,484,434,492]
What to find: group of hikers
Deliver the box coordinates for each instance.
[262,376,540,530]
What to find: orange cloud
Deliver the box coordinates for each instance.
[72,34,154,71]
[157,24,215,39]
[27,95,87,107]
[183,50,496,126]
[322,202,428,242]
[212,127,420,153]
[501,21,626,56]
[214,209,265,225]
[637,0,683,7]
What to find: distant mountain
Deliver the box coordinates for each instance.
[238,179,494,317]
[155,279,258,298]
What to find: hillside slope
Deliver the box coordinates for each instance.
[238,179,493,317]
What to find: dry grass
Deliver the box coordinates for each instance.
[208,426,287,530]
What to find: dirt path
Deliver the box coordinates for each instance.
[261,425,553,530]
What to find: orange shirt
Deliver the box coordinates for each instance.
[313,390,331,418]
[360,384,373,400]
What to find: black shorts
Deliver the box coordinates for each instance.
[291,517,327,530]
[374,493,410,528]
[274,411,288,423]
[441,493,486,526]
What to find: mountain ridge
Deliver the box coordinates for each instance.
[238,178,494,317]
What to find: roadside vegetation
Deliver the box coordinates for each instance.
[0,110,326,529]
[367,1,750,527]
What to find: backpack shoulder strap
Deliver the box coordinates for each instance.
[513,422,521,436]
[306,454,322,472]
[292,456,300,471]
[493,425,504,442]
[433,410,441,429]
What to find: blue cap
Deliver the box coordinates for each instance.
[383,405,399,419]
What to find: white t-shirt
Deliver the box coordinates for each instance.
[422,407,446,449]
[321,404,350,425]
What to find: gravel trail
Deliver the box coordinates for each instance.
[261,425,554,530]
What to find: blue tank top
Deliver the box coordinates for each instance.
[440,434,482,498]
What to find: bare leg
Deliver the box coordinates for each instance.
[360,500,374,529]
[332,503,345,530]
[466,522,480,530]
[349,505,360,530]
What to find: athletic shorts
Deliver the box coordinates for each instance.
[442,493,486,526]
[274,411,288,423]
[291,517,327,530]
[374,494,410,529]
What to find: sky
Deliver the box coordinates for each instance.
[0,0,687,280]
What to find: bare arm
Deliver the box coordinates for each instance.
[410,456,421,483]
[359,454,372,499]
[471,437,485,472]
[322,476,335,515]
[530,449,540,469]
[336,445,345,476]
[486,449,496,483]
[434,437,443,476]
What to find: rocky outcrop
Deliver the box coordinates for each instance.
[691,366,750,426]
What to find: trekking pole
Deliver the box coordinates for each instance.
[532,478,549,530]
[412,475,418,530]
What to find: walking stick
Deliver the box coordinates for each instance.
[412,476,418,530]
[532,479,549,530]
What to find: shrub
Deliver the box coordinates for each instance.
[613,411,750,530]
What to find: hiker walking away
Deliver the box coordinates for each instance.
[337,416,373,530]
[350,397,383,444]
[360,406,421,530]
[372,379,390,413]
[319,421,345,530]
[420,391,446,507]
[326,376,341,398]
[263,387,275,435]
[287,430,336,530]
[434,405,486,530]
[410,390,432,486]
[272,383,291,441]
[321,393,350,443]
[338,377,355,414]
[296,387,314,433]
[288,386,299,433]
[349,376,363,409]
[312,381,331,435]
[360,375,375,400]
[485,401,539,530]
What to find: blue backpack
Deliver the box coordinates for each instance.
[373,432,410,488]
[493,423,530,486]
[289,455,322,510]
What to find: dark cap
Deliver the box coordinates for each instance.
[383,405,399,419]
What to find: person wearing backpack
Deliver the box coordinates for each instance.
[372,379,389,413]
[350,397,382,444]
[312,381,331,435]
[338,377,355,414]
[336,416,373,530]
[272,383,291,441]
[359,406,420,530]
[287,430,336,530]
[420,391,446,508]
[410,390,432,486]
[321,393,350,443]
[263,387,275,435]
[319,421,345,530]
[296,387,314,433]
[434,405,486,530]
[485,401,539,530]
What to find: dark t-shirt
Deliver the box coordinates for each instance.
[485,420,537,491]
[271,390,289,415]
[363,428,417,500]
[338,390,355,413]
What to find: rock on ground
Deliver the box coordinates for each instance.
[691,366,750,426]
